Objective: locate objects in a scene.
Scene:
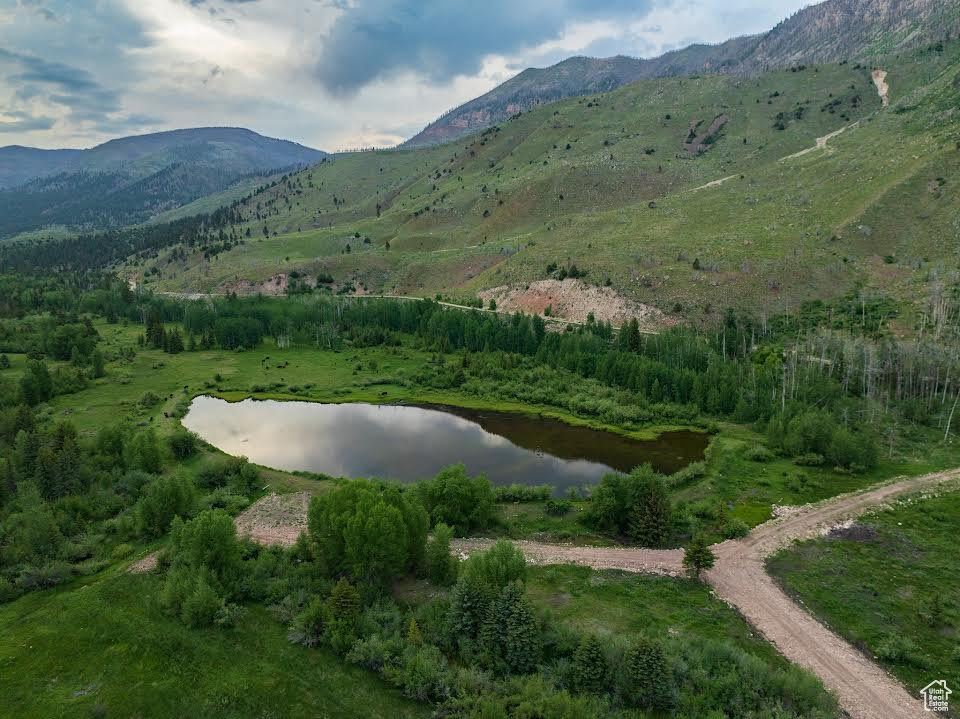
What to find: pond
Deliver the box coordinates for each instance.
[181,396,708,493]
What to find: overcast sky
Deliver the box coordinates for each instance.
[0,0,815,151]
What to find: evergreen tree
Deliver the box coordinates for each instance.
[572,634,607,693]
[328,577,361,626]
[682,534,716,578]
[628,474,672,547]
[0,353,9,369]
[90,349,105,378]
[407,617,423,646]
[448,573,494,651]
[481,580,541,674]
[622,636,671,709]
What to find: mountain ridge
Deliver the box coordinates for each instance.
[404,0,959,148]
[0,127,326,238]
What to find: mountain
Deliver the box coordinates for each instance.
[0,128,325,237]
[106,34,960,326]
[404,0,960,147]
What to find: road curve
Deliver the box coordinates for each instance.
[455,468,960,719]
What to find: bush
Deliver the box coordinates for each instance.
[720,518,750,539]
[289,597,327,647]
[417,464,495,534]
[425,523,458,586]
[794,453,825,467]
[494,484,552,502]
[180,578,224,628]
[461,540,526,589]
[168,429,198,460]
[545,499,572,516]
[135,475,195,538]
[744,445,774,462]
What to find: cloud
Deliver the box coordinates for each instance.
[312,0,654,95]
[0,0,816,150]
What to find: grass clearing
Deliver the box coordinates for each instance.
[767,488,960,699]
[0,569,425,719]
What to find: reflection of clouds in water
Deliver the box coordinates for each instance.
[183,397,619,491]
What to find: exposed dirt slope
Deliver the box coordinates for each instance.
[478,278,669,329]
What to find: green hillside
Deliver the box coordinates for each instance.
[130,42,959,324]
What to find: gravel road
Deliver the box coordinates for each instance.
[454,468,960,719]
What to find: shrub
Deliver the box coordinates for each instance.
[721,518,750,539]
[135,475,195,538]
[461,540,526,589]
[180,578,224,628]
[572,634,607,693]
[545,499,572,516]
[417,464,495,534]
[168,429,198,460]
[744,445,774,462]
[425,523,458,586]
[289,597,327,647]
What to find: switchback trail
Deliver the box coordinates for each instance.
[453,468,960,719]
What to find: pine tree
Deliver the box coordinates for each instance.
[682,534,716,578]
[572,634,607,693]
[449,573,494,651]
[406,617,423,646]
[622,636,671,709]
[628,474,672,547]
[481,580,541,674]
[328,577,360,626]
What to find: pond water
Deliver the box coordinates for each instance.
[181,396,708,493]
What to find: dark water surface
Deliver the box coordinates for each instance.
[182,396,708,493]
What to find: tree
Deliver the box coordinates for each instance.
[622,636,671,709]
[449,572,496,655]
[135,474,196,537]
[168,428,198,460]
[0,354,10,369]
[572,634,607,693]
[628,473,672,547]
[90,349,105,378]
[19,360,53,405]
[682,534,716,578]
[424,522,458,585]
[125,428,162,473]
[481,580,541,674]
[416,464,495,534]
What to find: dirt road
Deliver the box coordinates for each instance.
[455,469,960,719]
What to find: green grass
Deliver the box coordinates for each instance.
[524,564,812,672]
[0,568,425,719]
[767,488,960,699]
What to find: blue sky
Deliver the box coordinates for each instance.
[0,0,815,150]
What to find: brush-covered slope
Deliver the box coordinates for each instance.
[132,41,960,325]
[405,0,959,148]
[0,128,324,237]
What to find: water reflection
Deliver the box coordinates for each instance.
[181,396,708,493]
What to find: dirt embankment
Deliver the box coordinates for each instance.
[478,278,668,329]
[871,69,890,108]
[233,491,311,547]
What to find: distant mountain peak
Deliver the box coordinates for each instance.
[404,0,957,148]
